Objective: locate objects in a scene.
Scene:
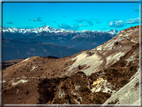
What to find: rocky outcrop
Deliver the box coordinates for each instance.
[37,71,111,104]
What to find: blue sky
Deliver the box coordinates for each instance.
[2,2,140,31]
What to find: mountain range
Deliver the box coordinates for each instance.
[2,25,140,105]
[1,26,118,35]
[2,26,118,61]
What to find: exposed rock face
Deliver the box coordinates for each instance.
[102,69,140,105]
[2,26,141,105]
[50,71,90,104]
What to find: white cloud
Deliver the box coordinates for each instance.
[126,18,139,24]
[79,24,87,27]
[109,20,124,28]
[109,22,113,26]
[58,23,79,30]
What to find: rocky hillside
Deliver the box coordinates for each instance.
[2,26,141,105]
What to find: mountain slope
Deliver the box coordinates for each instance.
[2,26,140,105]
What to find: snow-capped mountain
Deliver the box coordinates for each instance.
[2,26,119,61]
[0,26,118,35]
[2,26,117,51]
[106,29,118,35]
[1,26,72,34]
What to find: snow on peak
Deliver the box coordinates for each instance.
[1,26,118,35]
[107,29,118,35]
[1,26,72,34]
